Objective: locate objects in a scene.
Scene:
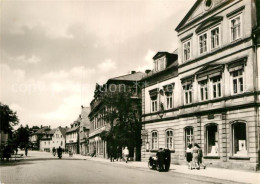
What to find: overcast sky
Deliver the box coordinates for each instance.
[0,0,196,128]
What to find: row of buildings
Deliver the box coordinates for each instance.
[29,106,91,155]
[87,0,260,171]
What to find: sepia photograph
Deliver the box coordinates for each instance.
[0,0,260,183]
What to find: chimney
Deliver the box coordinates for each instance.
[145,69,151,74]
[131,71,136,74]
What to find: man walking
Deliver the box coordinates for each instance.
[156,148,165,172]
[123,147,129,163]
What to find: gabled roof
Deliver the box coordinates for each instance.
[57,127,68,138]
[35,126,50,134]
[108,72,145,82]
[175,0,202,31]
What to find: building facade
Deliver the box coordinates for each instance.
[89,71,145,159]
[142,0,260,171]
[65,121,79,154]
[51,127,67,150]
[40,129,55,152]
[79,106,91,155]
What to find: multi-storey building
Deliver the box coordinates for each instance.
[88,71,145,159]
[142,0,260,171]
[30,126,50,150]
[65,120,80,154]
[51,127,67,150]
[40,129,55,152]
[79,106,91,156]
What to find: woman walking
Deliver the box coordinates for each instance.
[193,143,200,170]
[185,144,193,170]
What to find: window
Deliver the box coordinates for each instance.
[185,127,193,149]
[206,125,218,156]
[166,130,174,150]
[183,84,193,104]
[211,27,219,49]
[232,69,243,94]
[230,15,242,41]
[151,131,158,150]
[232,122,247,156]
[166,93,173,109]
[199,81,208,101]
[211,77,221,98]
[183,40,191,61]
[151,99,158,112]
[199,33,207,54]
[61,141,63,146]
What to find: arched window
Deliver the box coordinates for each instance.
[185,127,193,149]
[232,122,247,156]
[151,131,158,150]
[166,129,174,150]
[205,124,218,156]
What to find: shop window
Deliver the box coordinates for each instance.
[206,124,218,156]
[151,131,158,150]
[185,127,193,149]
[166,130,174,150]
[232,122,247,156]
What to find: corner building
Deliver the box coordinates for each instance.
[141,0,260,171]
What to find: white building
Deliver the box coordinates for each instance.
[51,127,67,150]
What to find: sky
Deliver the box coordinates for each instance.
[0,0,196,129]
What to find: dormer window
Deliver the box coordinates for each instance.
[154,57,166,72]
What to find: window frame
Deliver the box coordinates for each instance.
[151,99,158,113]
[230,121,248,157]
[183,39,191,62]
[199,80,209,102]
[211,76,222,99]
[210,26,221,50]
[166,93,173,109]
[231,69,244,95]
[205,124,219,156]
[229,14,243,42]
[183,84,193,105]
[198,32,208,55]
[184,127,194,149]
[151,131,158,150]
[165,129,174,150]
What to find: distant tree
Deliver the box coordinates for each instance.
[0,102,19,133]
[101,90,142,161]
[12,125,30,149]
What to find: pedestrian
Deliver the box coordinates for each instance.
[116,146,121,161]
[52,147,56,156]
[109,145,114,162]
[198,144,206,169]
[122,146,129,163]
[164,148,171,171]
[193,143,200,169]
[156,148,165,172]
[25,146,28,157]
[185,144,193,170]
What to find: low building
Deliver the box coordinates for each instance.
[39,129,55,152]
[30,126,50,150]
[65,121,79,154]
[79,106,91,156]
[51,127,67,150]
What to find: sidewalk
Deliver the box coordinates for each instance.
[70,154,259,184]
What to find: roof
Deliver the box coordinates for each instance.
[58,127,68,137]
[35,126,50,134]
[80,106,91,129]
[108,72,145,82]
[66,126,79,133]
[47,128,56,135]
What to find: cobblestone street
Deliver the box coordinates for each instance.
[1,151,257,184]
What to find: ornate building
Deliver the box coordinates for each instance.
[141,0,260,171]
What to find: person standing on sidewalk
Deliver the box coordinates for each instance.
[193,143,200,170]
[185,144,193,170]
[123,146,129,163]
[198,144,206,169]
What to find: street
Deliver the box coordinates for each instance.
[0,151,245,184]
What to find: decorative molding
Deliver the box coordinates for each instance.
[226,5,245,18]
[180,33,193,42]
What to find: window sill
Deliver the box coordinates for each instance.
[150,150,158,153]
[229,156,250,160]
[204,156,220,159]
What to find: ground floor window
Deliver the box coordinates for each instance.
[232,122,247,156]
[206,124,218,156]
[166,130,174,150]
[185,127,193,149]
[151,131,158,150]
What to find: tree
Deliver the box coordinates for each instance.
[12,125,30,149]
[102,90,142,161]
[0,102,19,133]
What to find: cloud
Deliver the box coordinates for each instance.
[136,49,155,72]
[97,59,117,72]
